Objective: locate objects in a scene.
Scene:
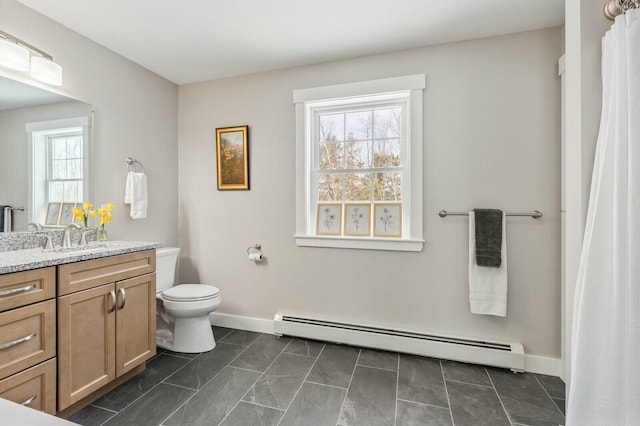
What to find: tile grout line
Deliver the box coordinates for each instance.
[356,363,398,373]
[88,404,118,414]
[334,348,361,426]
[444,377,495,389]
[533,374,565,419]
[396,398,450,410]
[217,336,302,426]
[304,380,348,391]
[227,365,265,374]
[241,400,286,412]
[158,332,265,425]
[92,351,202,421]
[275,343,327,426]
[393,353,400,426]
[440,360,456,426]
[163,382,198,391]
[485,367,515,426]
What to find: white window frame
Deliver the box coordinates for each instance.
[294,74,425,252]
[26,116,92,226]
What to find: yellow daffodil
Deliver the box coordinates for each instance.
[73,204,97,227]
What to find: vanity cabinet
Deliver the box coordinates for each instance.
[57,250,156,411]
[0,267,57,414]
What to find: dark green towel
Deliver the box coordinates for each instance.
[474,209,503,268]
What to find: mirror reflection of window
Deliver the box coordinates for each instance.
[26,117,92,227]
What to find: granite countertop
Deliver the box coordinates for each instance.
[0,241,161,274]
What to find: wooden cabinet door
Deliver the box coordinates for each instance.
[115,273,156,377]
[58,283,116,410]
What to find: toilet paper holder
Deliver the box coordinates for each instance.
[247,243,264,262]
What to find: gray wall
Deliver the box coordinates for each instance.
[0,0,179,245]
[178,28,562,357]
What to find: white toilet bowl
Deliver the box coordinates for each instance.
[155,247,222,353]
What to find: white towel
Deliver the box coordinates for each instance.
[468,211,508,316]
[124,171,148,219]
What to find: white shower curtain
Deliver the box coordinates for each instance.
[567,9,640,426]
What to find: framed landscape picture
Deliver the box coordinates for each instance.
[216,125,249,190]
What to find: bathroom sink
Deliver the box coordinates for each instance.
[44,243,107,254]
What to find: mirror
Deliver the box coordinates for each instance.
[0,75,93,232]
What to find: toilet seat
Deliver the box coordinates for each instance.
[162,284,219,302]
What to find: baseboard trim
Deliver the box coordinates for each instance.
[524,354,561,376]
[209,312,274,334]
[209,313,561,377]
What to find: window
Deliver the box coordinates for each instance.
[27,117,92,226]
[47,131,84,203]
[294,75,425,251]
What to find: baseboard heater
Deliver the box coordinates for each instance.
[274,313,525,372]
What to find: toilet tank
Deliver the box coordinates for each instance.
[155,247,180,293]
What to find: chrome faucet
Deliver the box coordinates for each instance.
[80,228,97,245]
[41,235,53,250]
[62,223,82,248]
[27,222,44,231]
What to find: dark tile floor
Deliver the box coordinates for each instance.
[68,327,566,426]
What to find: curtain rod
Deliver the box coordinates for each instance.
[605,0,640,20]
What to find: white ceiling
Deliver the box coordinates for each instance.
[16,0,564,85]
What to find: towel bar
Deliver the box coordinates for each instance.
[126,157,145,172]
[438,210,543,219]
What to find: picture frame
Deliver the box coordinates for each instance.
[59,203,76,225]
[45,202,62,225]
[373,203,402,238]
[316,203,342,236]
[216,125,249,190]
[343,203,371,236]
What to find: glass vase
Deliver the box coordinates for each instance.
[97,226,108,241]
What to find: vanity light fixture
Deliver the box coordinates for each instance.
[0,30,62,86]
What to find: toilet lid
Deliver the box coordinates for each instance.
[162,284,219,302]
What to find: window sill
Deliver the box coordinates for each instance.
[294,235,424,252]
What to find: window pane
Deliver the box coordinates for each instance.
[345,173,371,201]
[345,110,372,141]
[374,107,401,138]
[374,172,402,201]
[52,159,67,179]
[319,113,344,142]
[63,181,79,202]
[48,182,64,202]
[52,138,67,159]
[345,140,372,169]
[318,174,343,201]
[67,159,82,179]
[373,138,401,167]
[319,142,343,170]
[67,137,82,158]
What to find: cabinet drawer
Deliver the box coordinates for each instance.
[0,358,56,415]
[0,300,56,380]
[0,267,55,313]
[58,249,156,295]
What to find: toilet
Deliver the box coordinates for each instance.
[155,247,221,353]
